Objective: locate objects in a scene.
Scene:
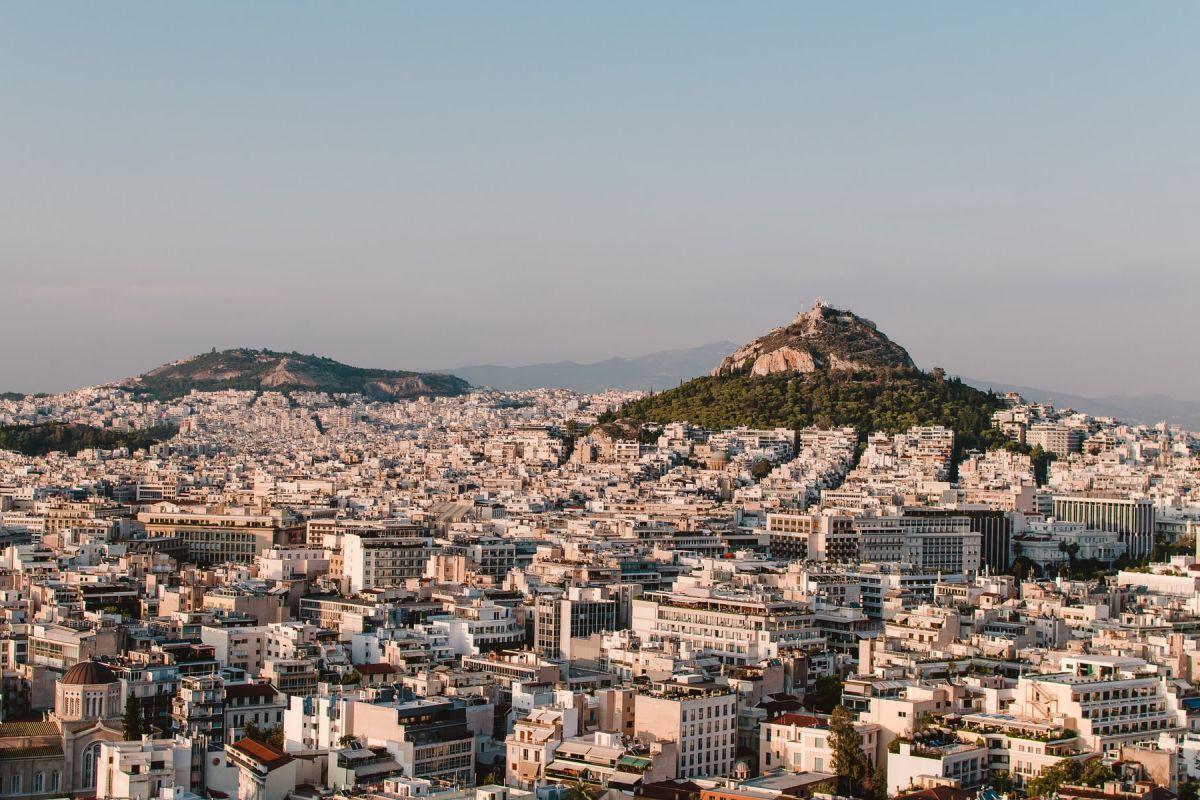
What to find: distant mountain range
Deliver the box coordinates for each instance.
[962,379,1200,430]
[123,348,468,401]
[446,341,737,393]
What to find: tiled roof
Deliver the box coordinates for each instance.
[230,738,294,771]
[0,744,64,760]
[0,720,60,738]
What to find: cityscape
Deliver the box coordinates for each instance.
[2,301,1200,800]
[2,6,1197,800]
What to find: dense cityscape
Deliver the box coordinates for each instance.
[4,5,1196,800]
[1,303,1199,800]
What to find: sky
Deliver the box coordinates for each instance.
[2,3,1197,398]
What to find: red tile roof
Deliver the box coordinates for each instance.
[230,738,294,771]
[768,713,825,728]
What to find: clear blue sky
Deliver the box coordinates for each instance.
[2,3,1197,397]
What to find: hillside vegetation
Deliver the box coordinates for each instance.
[0,422,178,456]
[615,367,1008,454]
[616,303,1011,457]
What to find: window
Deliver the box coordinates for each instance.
[33,773,43,793]
[82,742,102,789]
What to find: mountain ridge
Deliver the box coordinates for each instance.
[123,348,469,401]
[446,341,736,393]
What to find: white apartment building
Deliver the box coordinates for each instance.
[427,600,524,657]
[1010,656,1181,754]
[633,678,737,779]
[631,586,822,666]
[854,515,982,574]
[95,736,195,800]
[887,735,988,796]
[343,527,435,593]
[759,712,879,775]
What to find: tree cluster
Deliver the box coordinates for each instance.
[1025,757,1115,797]
[0,422,178,457]
[618,369,1005,462]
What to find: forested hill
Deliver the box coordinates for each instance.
[616,303,1011,455]
[616,368,1007,452]
[0,422,178,456]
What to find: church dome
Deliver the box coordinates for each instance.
[61,660,117,686]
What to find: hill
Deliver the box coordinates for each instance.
[616,302,1007,454]
[0,422,178,456]
[448,342,737,392]
[712,301,915,376]
[125,349,469,401]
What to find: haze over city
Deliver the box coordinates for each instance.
[3,3,1198,397]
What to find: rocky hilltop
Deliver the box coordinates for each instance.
[125,348,469,401]
[616,302,1004,454]
[713,300,915,377]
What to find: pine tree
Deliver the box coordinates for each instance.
[829,705,869,798]
[870,761,889,800]
[122,695,143,741]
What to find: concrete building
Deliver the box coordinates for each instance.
[1053,495,1155,558]
[633,677,737,779]
[343,526,435,593]
[533,587,617,660]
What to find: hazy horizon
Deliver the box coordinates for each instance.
[3,3,1197,397]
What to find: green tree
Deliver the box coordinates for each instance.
[123,694,143,741]
[870,761,889,800]
[1026,757,1085,797]
[244,722,284,750]
[562,778,600,800]
[989,770,1015,795]
[1079,760,1116,787]
[829,706,870,798]
[806,674,844,714]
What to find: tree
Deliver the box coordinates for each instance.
[244,722,284,750]
[870,761,889,800]
[1026,757,1085,797]
[806,674,843,714]
[829,706,869,798]
[562,778,599,800]
[338,734,360,749]
[1079,759,1116,787]
[123,694,144,741]
[989,770,1015,795]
